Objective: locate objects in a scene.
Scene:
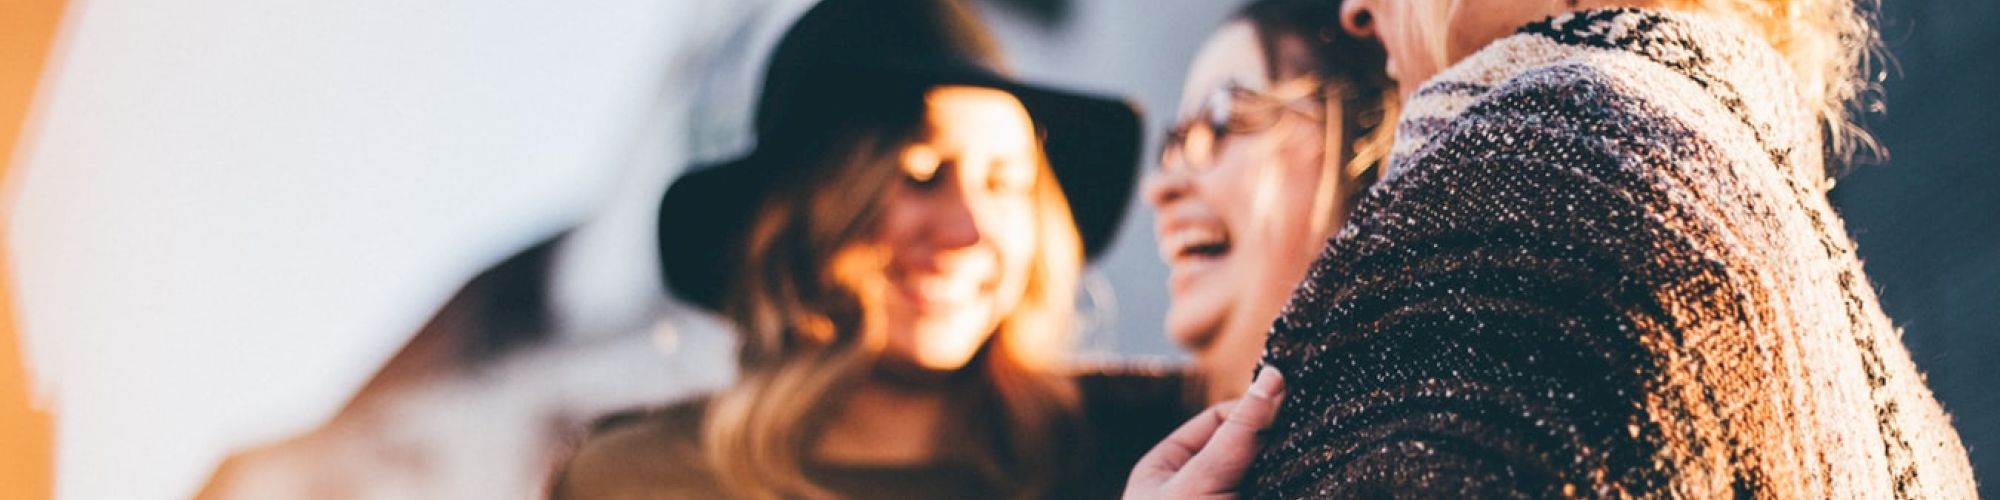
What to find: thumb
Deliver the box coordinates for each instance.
[1174,366,1285,494]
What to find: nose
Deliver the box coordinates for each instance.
[1339,0,1377,39]
[928,181,985,251]
[1143,169,1192,210]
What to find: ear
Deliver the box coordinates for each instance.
[1339,0,1378,40]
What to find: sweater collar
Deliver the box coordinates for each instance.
[1386,8,1815,182]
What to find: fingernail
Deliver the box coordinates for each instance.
[1248,366,1285,399]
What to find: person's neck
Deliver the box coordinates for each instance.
[811,369,956,466]
[1566,0,1667,13]
[1196,325,1267,404]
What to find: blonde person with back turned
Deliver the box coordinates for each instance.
[1127,0,1977,497]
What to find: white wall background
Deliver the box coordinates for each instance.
[8,1,713,497]
[4,1,1247,498]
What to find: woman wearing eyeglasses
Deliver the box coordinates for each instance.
[1145,0,1395,404]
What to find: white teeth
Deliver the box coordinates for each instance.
[906,268,986,304]
[917,275,979,302]
[1157,225,1231,261]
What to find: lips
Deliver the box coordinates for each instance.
[1155,215,1234,296]
[1158,224,1232,262]
[892,258,995,312]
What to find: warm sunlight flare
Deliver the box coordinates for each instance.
[3,0,67,498]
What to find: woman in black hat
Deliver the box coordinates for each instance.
[549,0,1197,498]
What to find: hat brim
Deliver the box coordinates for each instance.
[658,71,1141,310]
[657,152,772,311]
[1005,81,1144,262]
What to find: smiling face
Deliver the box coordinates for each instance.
[866,85,1045,371]
[1147,22,1353,399]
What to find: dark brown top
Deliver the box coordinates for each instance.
[549,369,1199,499]
[1247,9,1974,499]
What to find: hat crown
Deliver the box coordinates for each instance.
[754,0,1008,141]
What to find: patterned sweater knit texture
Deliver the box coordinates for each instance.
[1247,9,1976,499]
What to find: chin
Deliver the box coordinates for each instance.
[896,335,990,371]
[897,319,994,370]
[1163,305,1225,352]
[909,351,979,371]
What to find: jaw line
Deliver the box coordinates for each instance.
[1165,265,1235,352]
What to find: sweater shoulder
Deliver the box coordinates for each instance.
[1394,56,1732,199]
[550,398,719,499]
[1475,57,1700,144]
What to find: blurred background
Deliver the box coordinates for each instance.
[1,0,1993,498]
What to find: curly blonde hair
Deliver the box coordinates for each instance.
[1667,0,1885,168]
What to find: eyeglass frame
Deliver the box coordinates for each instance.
[1158,77,1340,174]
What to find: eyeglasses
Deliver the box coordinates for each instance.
[1159,78,1327,174]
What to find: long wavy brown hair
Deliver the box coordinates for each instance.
[701,83,1084,500]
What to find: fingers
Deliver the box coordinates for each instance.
[1129,401,1237,489]
[1124,367,1289,500]
[1174,366,1286,492]
[1227,366,1286,433]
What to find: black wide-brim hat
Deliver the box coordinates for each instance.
[657,0,1142,311]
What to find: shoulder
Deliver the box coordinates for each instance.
[1379,54,1747,233]
[549,398,720,499]
[1463,60,1704,160]
[1372,48,1784,264]
[1439,45,1761,177]
[1432,15,1753,140]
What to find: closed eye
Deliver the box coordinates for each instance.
[901,146,946,190]
[907,160,951,190]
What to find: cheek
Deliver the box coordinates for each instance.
[1205,137,1279,207]
[874,190,921,248]
[990,201,1041,277]
[1280,123,1326,163]
[1218,134,1321,227]
[976,199,1042,316]
[1237,135,1333,262]
[1374,4,1416,60]
[1253,166,1328,258]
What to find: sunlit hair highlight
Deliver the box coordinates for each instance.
[1238,0,1401,237]
[1401,0,1885,172]
[1663,0,1886,171]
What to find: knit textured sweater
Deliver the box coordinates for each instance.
[1248,9,1976,498]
